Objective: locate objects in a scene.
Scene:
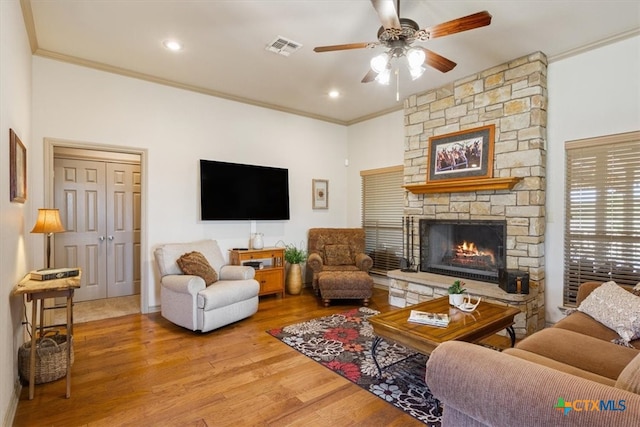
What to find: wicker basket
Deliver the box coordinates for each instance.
[18,332,74,384]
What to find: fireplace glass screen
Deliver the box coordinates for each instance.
[420,219,506,283]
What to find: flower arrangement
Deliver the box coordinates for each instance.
[448,280,467,294]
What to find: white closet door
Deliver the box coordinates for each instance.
[54,157,141,301]
[54,158,107,301]
[105,162,141,297]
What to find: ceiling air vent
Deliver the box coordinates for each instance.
[266,36,302,56]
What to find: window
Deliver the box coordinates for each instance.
[361,166,404,274]
[563,131,640,306]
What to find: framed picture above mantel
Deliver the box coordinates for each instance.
[427,124,495,183]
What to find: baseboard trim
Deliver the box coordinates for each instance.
[4,379,21,426]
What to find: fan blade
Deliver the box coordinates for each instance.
[371,0,401,29]
[313,42,373,53]
[421,11,492,40]
[361,69,378,83]
[421,48,457,73]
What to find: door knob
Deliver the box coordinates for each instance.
[108,235,114,241]
[98,236,105,241]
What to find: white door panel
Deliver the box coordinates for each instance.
[54,158,107,301]
[54,157,140,302]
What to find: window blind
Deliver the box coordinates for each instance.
[563,131,640,306]
[361,166,404,274]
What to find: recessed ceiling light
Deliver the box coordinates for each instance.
[163,40,183,51]
[328,90,340,98]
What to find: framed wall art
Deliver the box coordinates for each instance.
[312,179,328,209]
[427,124,495,183]
[9,128,26,203]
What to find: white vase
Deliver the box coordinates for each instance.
[449,293,464,306]
[252,233,264,249]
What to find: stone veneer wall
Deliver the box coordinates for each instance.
[399,52,547,335]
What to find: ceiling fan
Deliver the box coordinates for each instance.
[313,0,492,84]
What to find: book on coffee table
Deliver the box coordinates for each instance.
[408,310,450,327]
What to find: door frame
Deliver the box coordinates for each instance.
[44,138,150,314]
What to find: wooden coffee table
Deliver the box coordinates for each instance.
[368,296,520,374]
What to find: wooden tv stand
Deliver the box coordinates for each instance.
[230,248,285,298]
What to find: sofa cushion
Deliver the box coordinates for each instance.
[177,251,218,285]
[578,281,640,344]
[554,311,624,343]
[324,244,353,265]
[503,348,616,386]
[616,353,640,394]
[515,328,639,380]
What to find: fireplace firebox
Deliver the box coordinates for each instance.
[419,219,506,283]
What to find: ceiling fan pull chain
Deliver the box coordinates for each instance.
[396,68,400,102]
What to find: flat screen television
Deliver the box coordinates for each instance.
[200,159,290,220]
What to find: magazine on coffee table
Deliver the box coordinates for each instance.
[408,310,450,327]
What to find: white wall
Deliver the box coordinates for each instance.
[0,0,32,423]
[546,35,640,323]
[346,110,405,226]
[31,57,349,309]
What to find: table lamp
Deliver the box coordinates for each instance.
[31,208,66,270]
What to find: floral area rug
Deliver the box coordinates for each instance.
[267,307,442,426]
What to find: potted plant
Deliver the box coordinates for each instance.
[284,243,307,295]
[448,280,467,306]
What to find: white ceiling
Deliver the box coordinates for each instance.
[25,0,640,125]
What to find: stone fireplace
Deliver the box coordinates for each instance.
[420,219,506,283]
[388,52,547,338]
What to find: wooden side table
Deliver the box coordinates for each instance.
[229,248,285,297]
[12,272,81,399]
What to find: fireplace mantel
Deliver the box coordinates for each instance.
[404,177,522,194]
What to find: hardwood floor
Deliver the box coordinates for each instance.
[14,287,512,426]
[13,287,426,426]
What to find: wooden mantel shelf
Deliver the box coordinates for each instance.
[404,177,522,194]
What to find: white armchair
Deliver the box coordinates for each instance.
[154,240,260,332]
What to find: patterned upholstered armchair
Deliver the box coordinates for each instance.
[306,228,373,295]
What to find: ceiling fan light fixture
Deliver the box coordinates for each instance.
[370,53,390,73]
[375,68,391,85]
[406,47,425,68]
[409,65,425,80]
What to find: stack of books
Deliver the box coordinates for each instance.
[243,261,264,269]
[408,310,450,327]
[30,267,80,281]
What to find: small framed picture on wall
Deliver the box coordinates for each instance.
[9,129,26,203]
[312,179,328,209]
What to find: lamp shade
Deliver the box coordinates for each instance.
[31,208,65,234]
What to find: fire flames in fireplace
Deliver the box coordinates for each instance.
[442,240,496,271]
[420,219,506,283]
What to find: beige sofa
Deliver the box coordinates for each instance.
[426,282,640,426]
